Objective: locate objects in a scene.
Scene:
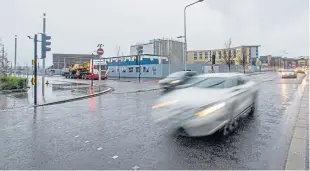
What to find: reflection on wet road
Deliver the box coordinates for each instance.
[0,73,307,169]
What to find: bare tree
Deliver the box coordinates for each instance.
[221,38,233,72]
[0,42,8,76]
[235,48,247,74]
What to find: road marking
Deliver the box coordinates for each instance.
[74,135,79,138]
[112,155,119,159]
[97,147,103,151]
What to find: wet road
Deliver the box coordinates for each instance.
[0,73,307,169]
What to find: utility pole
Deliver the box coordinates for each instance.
[42,13,46,96]
[116,46,121,80]
[14,35,17,71]
[118,57,120,80]
[34,34,38,105]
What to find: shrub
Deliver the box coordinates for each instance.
[0,75,26,90]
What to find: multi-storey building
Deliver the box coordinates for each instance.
[130,38,185,65]
[187,45,260,65]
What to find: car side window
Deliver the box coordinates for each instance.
[225,78,238,88]
[193,78,226,88]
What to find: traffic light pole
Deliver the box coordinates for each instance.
[42,13,46,97]
[34,34,38,105]
[91,53,94,87]
[138,55,141,84]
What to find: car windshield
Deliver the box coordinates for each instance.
[167,72,187,78]
[191,77,227,88]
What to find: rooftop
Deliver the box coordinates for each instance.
[188,45,261,52]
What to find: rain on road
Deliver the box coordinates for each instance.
[0,73,307,169]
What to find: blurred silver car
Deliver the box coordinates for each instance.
[151,73,259,137]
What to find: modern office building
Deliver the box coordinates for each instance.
[130,38,185,65]
[187,45,260,65]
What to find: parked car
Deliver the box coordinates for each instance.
[151,73,259,137]
[281,69,297,78]
[295,68,306,74]
[158,71,197,92]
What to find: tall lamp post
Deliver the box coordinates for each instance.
[183,0,204,71]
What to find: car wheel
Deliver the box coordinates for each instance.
[221,123,231,137]
[249,102,256,116]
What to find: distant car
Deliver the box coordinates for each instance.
[295,68,306,74]
[158,71,197,92]
[151,73,259,137]
[281,69,297,78]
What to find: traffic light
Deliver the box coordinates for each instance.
[212,54,216,65]
[41,34,51,58]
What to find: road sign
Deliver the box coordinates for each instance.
[97,48,104,56]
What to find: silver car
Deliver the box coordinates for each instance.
[151,73,259,137]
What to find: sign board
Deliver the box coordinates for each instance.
[97,48,104,56]
[32,60,34,66]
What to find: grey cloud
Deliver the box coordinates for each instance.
[0,0,308,66]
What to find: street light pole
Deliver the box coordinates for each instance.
[183,0,204,71]
[42,13,46,97]
[184,8,187,71]
[14,35,17,71]
[184,0,204,71]
[33,34,38,105]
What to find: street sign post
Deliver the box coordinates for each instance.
[97,48,104,56]
[96,46,104,84]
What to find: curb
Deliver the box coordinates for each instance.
[0,89,27,94]
[33,87,113,107]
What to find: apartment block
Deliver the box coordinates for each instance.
[130,38,185,65]
[187,45,260,65]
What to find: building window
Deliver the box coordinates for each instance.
[143,66,149,72]
[194,52,197,60]
[199,52,203,59]
[205,52,208,59]
[136,67,140,72]
[129,67,133,72]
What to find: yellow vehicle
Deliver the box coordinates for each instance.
[295,67,306,74]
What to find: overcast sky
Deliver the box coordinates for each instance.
[0,0,309,66]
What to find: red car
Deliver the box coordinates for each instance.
[85,73,107,80]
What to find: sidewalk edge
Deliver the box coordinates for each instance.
[33,87,113,107]
[285,76,309,170]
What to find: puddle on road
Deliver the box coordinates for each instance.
[263,75,307,169]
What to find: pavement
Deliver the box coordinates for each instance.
[0,76,111,110]
[285,75,309,170]
[0,72,308,169]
